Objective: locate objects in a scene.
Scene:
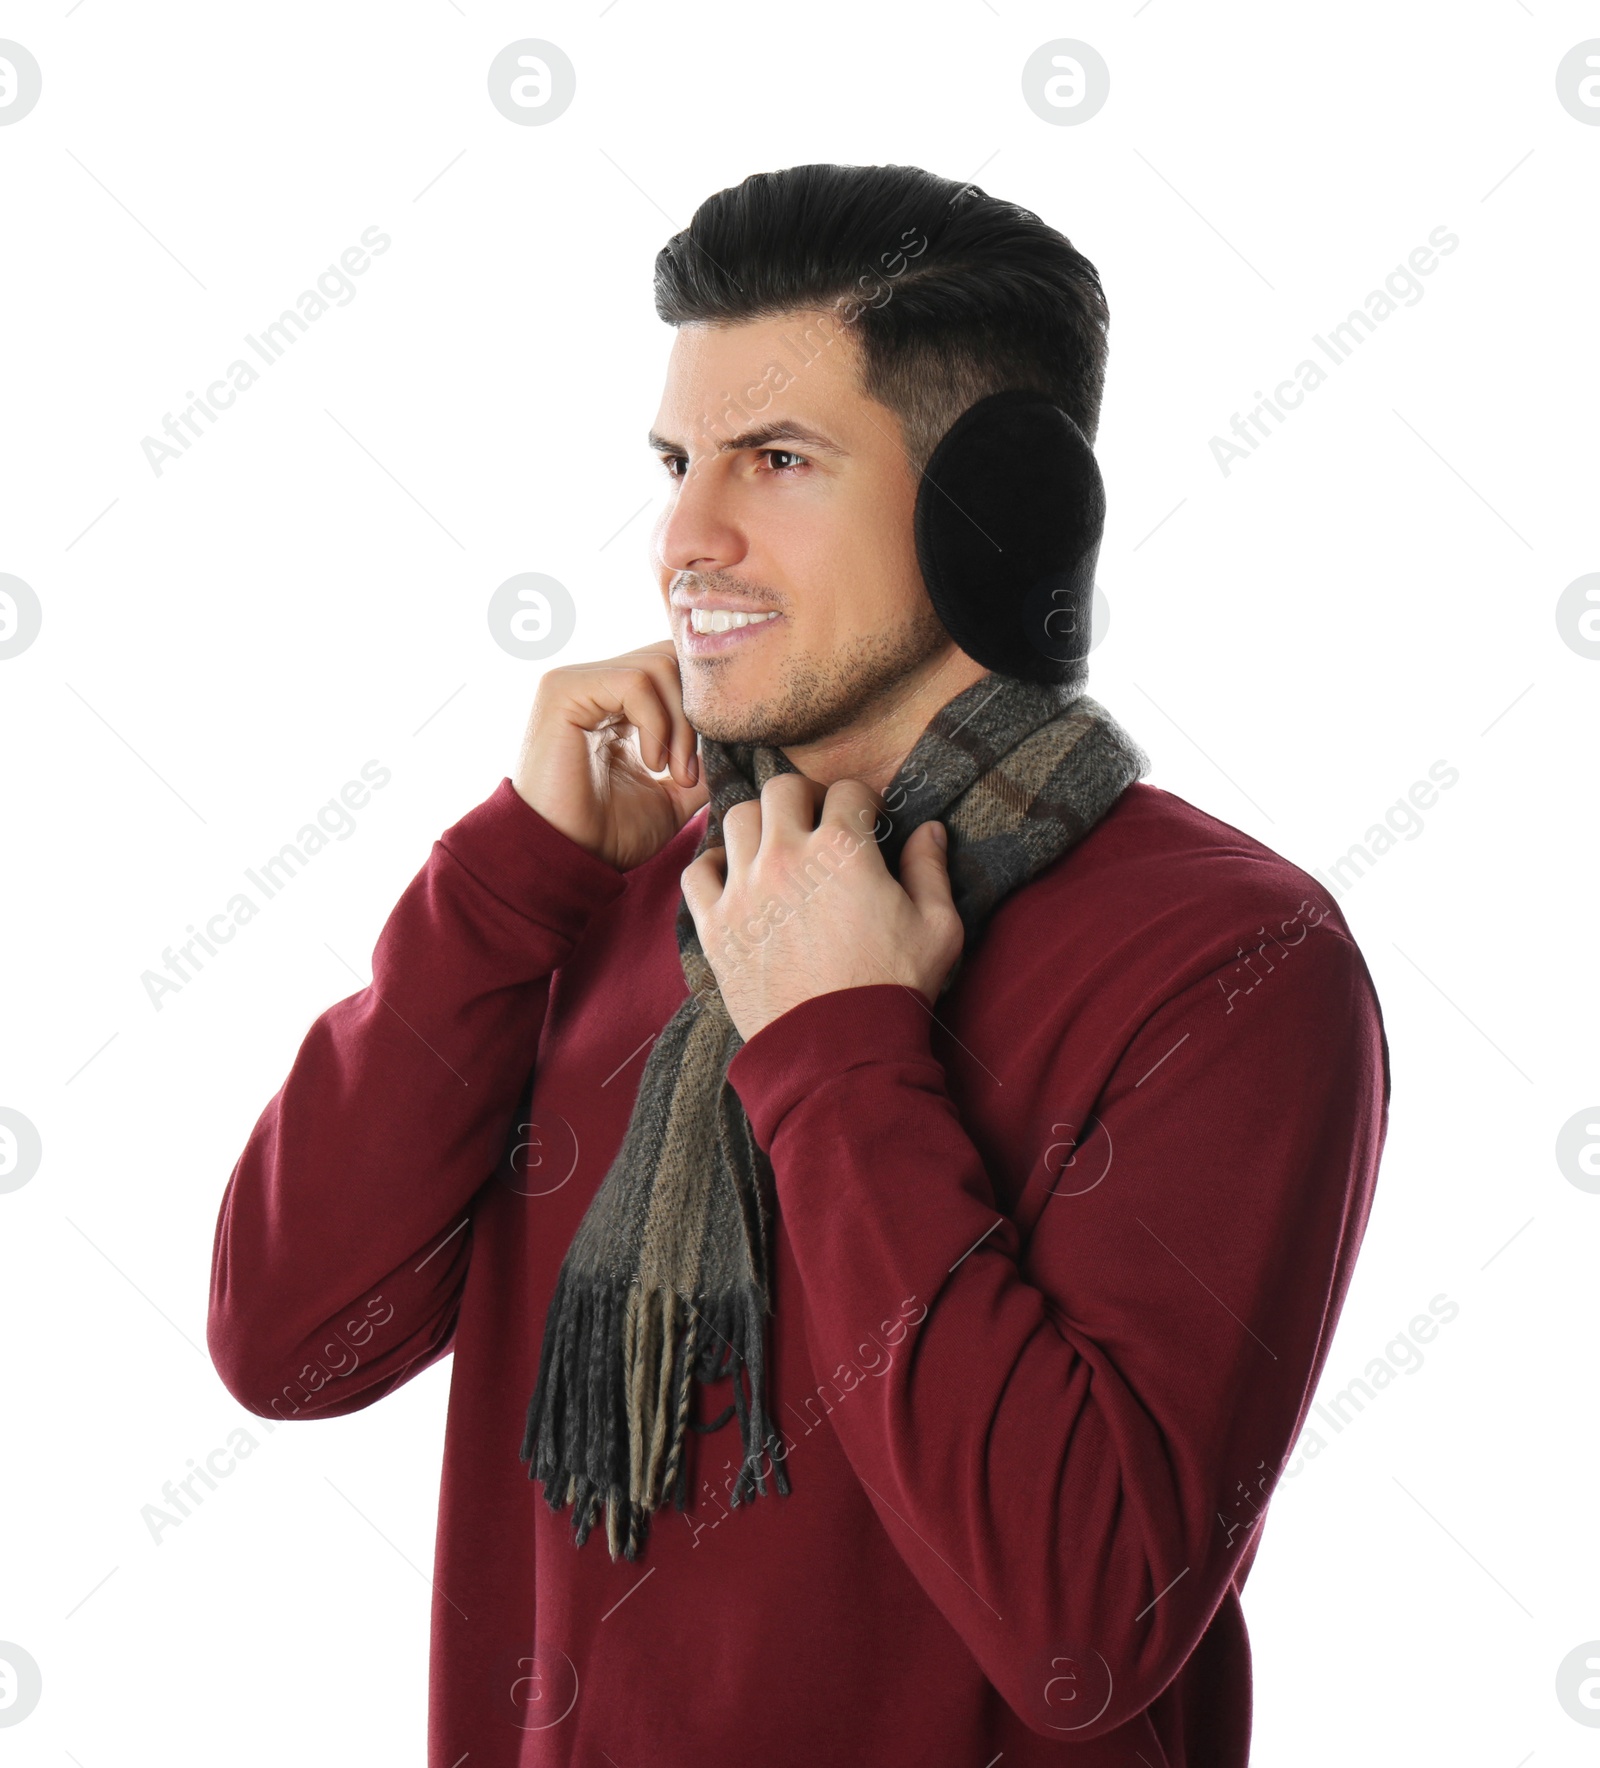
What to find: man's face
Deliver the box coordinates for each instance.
[649,310,958,747]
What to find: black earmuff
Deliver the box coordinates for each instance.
[912,388,1105,688]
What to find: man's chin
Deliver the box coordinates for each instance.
[684,709,772,748]
[682,684,794,750]
[676,658,759,731]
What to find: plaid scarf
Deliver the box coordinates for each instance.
[519,669,1150,1561]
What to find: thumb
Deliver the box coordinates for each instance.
[898,819,954,914]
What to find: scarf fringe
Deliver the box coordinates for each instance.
[520,1265,792,1562]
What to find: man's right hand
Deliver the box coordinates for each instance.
[512,639,711,872]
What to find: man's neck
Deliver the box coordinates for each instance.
[779,648,990,796]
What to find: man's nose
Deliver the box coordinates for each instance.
[655,458,746,578]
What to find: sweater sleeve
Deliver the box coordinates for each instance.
[206,778,628,1423]
[723,925,1388,1741]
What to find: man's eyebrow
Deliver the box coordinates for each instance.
[647,422,848,458]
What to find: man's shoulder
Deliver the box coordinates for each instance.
[1064,779,1335,908]
[1020,780,1367,985]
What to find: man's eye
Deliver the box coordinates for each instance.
[656,448,805,479]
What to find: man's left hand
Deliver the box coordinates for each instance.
[681,775,964,1042]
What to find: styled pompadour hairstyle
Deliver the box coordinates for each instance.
[653,162,1110,477]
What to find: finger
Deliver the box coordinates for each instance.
[898,819,959,918]
[557,646,694,784]
[625,650,696,781]
[549,659,669,773]
[634,640,701,784]
[719,798,762,875]
[600,658,697,786]
[757,773,825,847]
[680,844,726,920]
[818,777,887,857]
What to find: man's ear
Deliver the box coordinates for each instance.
[913,389,1104,689]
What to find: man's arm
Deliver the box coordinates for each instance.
[724,923,1388,1741]
[206,779,628,1422]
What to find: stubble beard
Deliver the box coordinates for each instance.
[681,596,955,749]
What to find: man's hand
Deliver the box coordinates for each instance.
[512,639,709,872]
[680,774,964,1042]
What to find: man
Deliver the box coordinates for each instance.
[208,163,1389,1766]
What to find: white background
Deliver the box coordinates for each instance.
[1,3,1596,1762]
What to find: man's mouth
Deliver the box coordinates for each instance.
[680,608,786,655]
[688,608,781,635]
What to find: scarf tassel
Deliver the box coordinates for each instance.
[520,1264,792,1562]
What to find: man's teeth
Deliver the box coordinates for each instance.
[690,609,780,634]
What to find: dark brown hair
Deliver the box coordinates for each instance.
[653,162,1110,475]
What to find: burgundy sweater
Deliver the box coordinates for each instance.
[207,774,1389,1766]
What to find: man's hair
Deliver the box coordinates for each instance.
[653,162,1110,477]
